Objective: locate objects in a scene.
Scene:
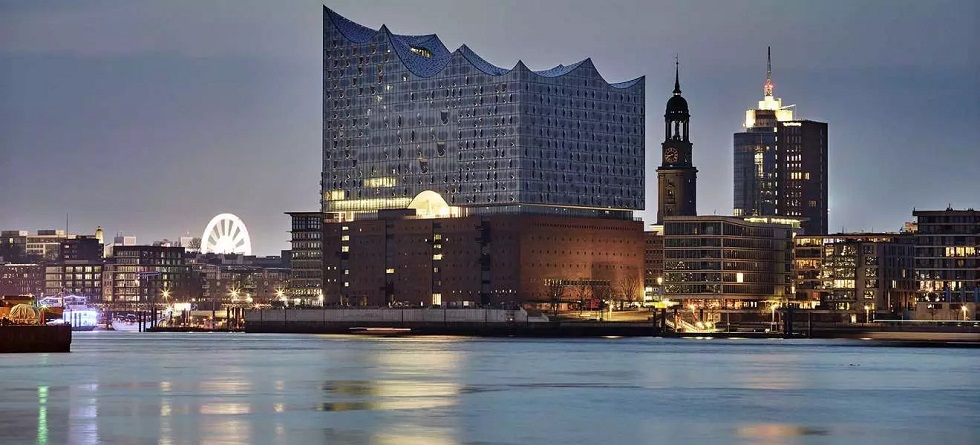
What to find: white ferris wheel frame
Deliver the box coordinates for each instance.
[201,213,252,255]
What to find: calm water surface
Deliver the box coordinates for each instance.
[1,333,977,444]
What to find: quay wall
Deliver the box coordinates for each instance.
[0,325,72,353]
[245,308,660,337]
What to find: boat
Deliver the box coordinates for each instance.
[38,296,100,331]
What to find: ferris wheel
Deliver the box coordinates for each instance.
[201,213,252,255]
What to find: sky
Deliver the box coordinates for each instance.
[1,0,977,255]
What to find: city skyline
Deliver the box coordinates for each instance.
[1,0,977,255]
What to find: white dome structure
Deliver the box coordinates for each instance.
[408,190,460,219]
[201,213,252,255]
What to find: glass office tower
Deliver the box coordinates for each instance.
[733,48,828,235]
[322,7,645,220]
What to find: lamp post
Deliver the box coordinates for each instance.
[162,289,171,327]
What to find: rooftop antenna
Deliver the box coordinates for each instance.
[764,46,774,97]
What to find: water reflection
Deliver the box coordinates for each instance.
[319,380,460,412]
[370,424,458,445]
[737,423,830,445]
[36,386,48,445]
[68,383,99,445]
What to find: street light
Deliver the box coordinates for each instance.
[864,304,871,324]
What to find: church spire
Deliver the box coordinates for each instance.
[673,55,682,95]
[764,46,774,97]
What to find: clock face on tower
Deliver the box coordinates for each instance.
[664,147,679,164]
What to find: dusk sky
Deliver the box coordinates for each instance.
[1,0,977,255]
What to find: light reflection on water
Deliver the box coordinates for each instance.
[0,334,977,445]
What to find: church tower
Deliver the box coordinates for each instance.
[657,59,698,223]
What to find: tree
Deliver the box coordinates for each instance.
[617,275,642,309]
[572,282,591,314]
[544,279,566,317]
[590,282,612,320]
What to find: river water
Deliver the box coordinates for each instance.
[0,332,977,444]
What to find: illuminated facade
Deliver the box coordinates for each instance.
[733,48,828,235]
[321,7,644,220]
[102,246,191,304]
[656,61,697,223]
[913,208,980,304]
[43,236,104,301]
[0,263,44,297]
[644,228,665,292]
[286,212,323,303]
[663,216,797,307]
[323,213,643,307]
[794,233,915,313]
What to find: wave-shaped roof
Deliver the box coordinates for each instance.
[324,6,643,89]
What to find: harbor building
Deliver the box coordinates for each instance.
[286,212,323,304]
[43,235,104,302]
[794,233,915,315]
[733,48,828,235]
[102,246,191,304]
[912,208,979,309]
[323,212,643,307]
[315,7,646,307]
[663,216,798,309]
[644,227,665,299]
[0,263,44,298]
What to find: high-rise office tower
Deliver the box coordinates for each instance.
[321,7,645,221]
[656,60,697,223]
[733,48,828,235]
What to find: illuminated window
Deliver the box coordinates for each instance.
[410,47,433,58]
[386,268,395,274]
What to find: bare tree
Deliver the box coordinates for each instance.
[572,283,591,314]
[544,279,566,317]
[590,282,612,320]
[617,275,642,309]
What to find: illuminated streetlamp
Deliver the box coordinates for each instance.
[864,304,871,324]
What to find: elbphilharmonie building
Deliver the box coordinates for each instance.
[322,7,645,220]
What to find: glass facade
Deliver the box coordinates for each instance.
[913,210,980,302]
[322,7,645,219]
[663,216,795,301]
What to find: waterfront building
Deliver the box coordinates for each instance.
[315,7,646,307]
[286,212,323,304]
[103,246,190,304]
[323,212,642,307]
[663,215,797,309]
[912,208,979,307]
[0,263,44,298]
[733,48,828,235]
[656,62,697,223]
[643,227,665,299]
[794,233,915,314]
[43,235,104,302]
